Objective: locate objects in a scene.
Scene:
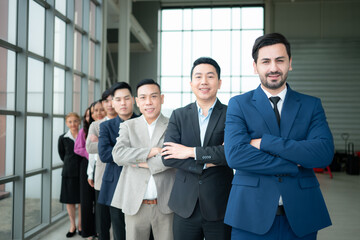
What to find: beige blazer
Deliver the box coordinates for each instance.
[86,118,107,191]
[111,114,176,216]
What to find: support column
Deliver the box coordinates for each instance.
[118,0,131,83]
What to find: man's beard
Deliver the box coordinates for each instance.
[261,71,287,90]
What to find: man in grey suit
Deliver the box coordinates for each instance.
[86,88,116,240]
[111,79,176,240]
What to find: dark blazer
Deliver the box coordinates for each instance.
[224,84,334,237]
[58,132,82,177]
[97,114,138,206]
[162,99,233,221]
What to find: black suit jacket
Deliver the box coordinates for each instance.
[58,133,82,177]
[162,99,233,221]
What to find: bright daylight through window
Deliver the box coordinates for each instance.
[160,6,264,116]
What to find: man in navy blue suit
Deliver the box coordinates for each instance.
[224,33,334,239]
[98,82,138,240]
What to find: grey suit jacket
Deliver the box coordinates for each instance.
[111,114,176,216]
[86,118,107,191]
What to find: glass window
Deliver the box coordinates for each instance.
[54,17,66,65]
[74,30,82,71]
[89,1,96,38]
[53,67,65,115]
[0,47,16,110]
[26,117,43,171]
[52,117,64,166]
[89,41,95,77]
[55,0,66,16]
[28,0,45,56]
[0,0,17,44]
[27,57,44,113]
[88,80,94,106]
[73,75,81,114]
[25,174,42,232]
[0,115,15,178]
[160,7,264,115]
[74,0,83,27]
[0,182,13,239]
[241,7,264,29]
[51,168,63,217]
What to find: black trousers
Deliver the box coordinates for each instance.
[173,201,231,240]
[109,206,126,240]
[79,158,96,237]
[95,190,111,240]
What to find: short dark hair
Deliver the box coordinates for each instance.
[101,89,112,101]
[190,57,221,80]
[110,82,132,97]
[252,33,291,63]
[136,79,161,96]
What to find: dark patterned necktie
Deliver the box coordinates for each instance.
[269,96,281,126]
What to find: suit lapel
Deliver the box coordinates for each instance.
[189,103,202,146]
[150,114,167,146]
[203,100,223,147]
[252,86,280,136]
[280,86,301,138]
[137,115,151,146]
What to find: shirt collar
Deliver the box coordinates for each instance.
[64,130,76,141]
[196,98,217,116]
[142,114,161,127]
[261,85,287,101]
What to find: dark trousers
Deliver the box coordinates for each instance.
[231,215,317,240]
[109,206,126,240]
[173,201,231,240]
[79,158,96,237]
[95,190,111,240]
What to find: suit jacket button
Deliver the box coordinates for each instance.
[199,180,203,184]
[278,177,282,183]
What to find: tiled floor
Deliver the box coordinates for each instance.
[30,172,360,240]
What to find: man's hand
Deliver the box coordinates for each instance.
[147,148,162,159]
[162,142,195,159]
[131,162,149,168]
[87,179,94,187]
[206,163,216,168]
[250,138,262,149]
[89,134,98,142]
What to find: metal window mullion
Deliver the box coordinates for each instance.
[94,2,102,99]
[81,0,90,112]
[0,39,22,52]
[41,0,55,227]
[13,1,29,239]
[65,1,75,116]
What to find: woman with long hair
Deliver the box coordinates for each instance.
[74,101,105,239]
[58,112,83,238]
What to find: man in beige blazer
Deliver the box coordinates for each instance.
[111,79,176,240]
[86,88,117,240]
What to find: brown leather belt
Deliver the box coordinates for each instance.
[276,205,285,215]
[142,199,157,204]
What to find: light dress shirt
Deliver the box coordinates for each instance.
[143,115,160,200]
[87,117,110,180]
[194,99,217,170]
[64,130,76,141]
[261,85,287,205]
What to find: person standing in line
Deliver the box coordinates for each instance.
[97,82,138,240]
[161,57,233,240]
[224,33,334,240]
[74,101,104,239]
[86,89,117,240]
[111,79,176,240]
[58,112,83,238]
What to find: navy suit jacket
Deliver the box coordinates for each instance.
[224,84,334,237]
[162,100,233,221]
[97,114,137,206]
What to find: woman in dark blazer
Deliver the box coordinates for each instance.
[58,112,82,238]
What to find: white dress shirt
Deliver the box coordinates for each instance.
[143,115,160,200]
